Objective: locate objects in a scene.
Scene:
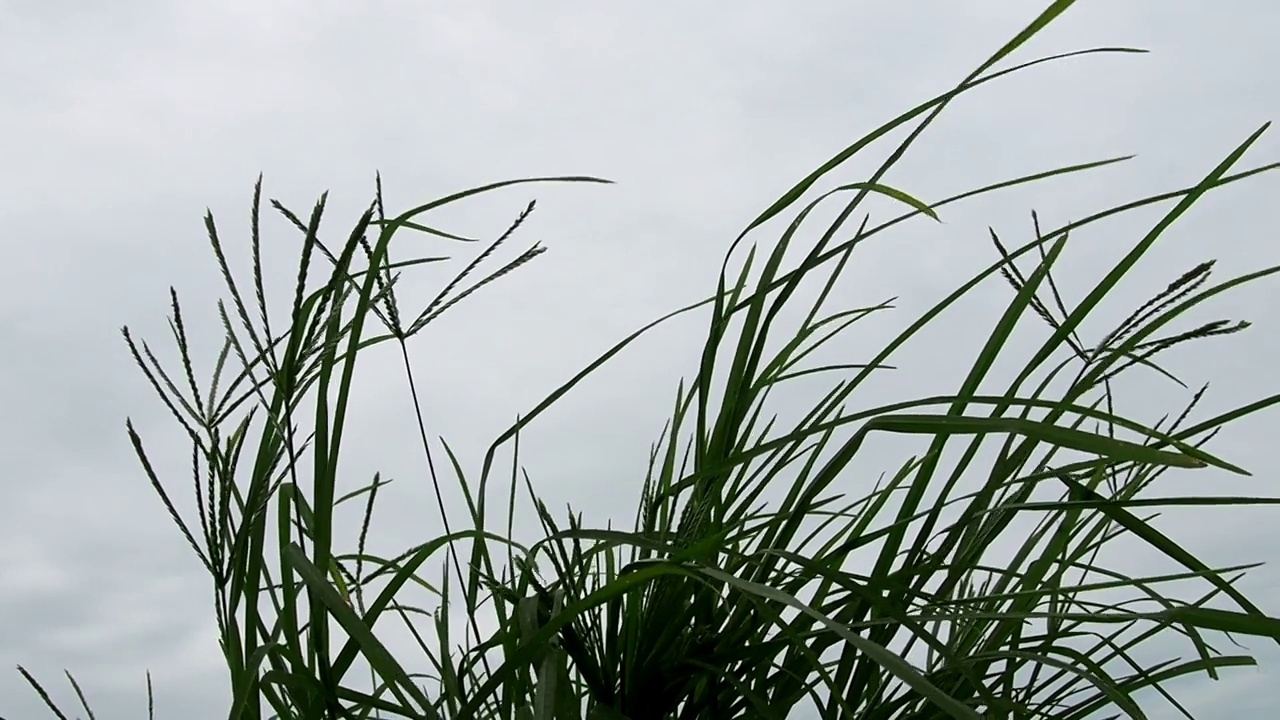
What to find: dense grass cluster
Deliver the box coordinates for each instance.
[15,2,1280,718]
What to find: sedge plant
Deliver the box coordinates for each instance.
[16,1,1280,718]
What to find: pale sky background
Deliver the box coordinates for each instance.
[3,1,1280,718]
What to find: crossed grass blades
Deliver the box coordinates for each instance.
[14,1,1280,719]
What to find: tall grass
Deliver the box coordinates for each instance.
[16,2,1280,718]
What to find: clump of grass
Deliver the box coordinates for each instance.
[16,1,1280,719]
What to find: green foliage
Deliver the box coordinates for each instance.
[16,1,1280,718]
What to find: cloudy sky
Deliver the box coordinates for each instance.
[3,1,1279,718]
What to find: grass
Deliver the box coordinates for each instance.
[14,1,1280,718]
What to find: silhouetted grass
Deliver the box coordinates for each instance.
[15,1,1280,718]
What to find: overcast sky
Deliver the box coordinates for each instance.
[3,1,1279,718]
